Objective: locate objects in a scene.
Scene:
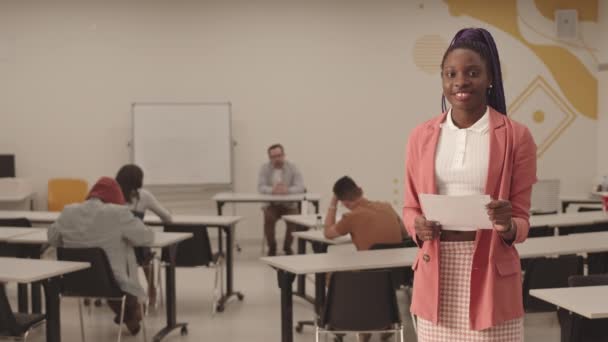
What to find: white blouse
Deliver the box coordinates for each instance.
[435,107,489,196]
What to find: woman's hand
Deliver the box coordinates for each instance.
[486,200,516,241]
[414,215,441,242]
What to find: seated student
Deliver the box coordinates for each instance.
[48,177,154,335]
[116,164,171,306]
[324,176,404,250]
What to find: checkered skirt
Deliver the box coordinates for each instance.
[417,241,523,342]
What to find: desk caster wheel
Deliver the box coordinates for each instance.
[181,326,188,336]
[237,293,244,301]
[216,304,225,312]
[295,324,303,333]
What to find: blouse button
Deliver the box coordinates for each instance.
[423,254,431,262]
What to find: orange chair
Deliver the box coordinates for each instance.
[47,178,89,211]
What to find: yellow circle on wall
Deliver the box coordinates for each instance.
[532,110,545,123]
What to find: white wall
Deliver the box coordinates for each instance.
[596,0,608,175]
[0,0,603,240]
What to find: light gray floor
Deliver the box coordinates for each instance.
[9,240,561,342]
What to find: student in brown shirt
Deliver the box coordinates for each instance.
[324,176,405,250]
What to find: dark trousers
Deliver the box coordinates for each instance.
[263,204,299,252]
[107,294,142,323]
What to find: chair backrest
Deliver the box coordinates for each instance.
[56,247,124,298]
[0,218,33,258]
[0,155,15,178]
[523,255,584,312]
[370,239,415,288]
[0,283,20,336]
[161,224,213,267]
[320,270,400,331]
[530,179,561,214]
[47,178,88,212]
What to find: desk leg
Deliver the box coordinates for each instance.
[43,277,61,342]
[153,245,188,342]
[562,201,569,213]
[278,270,296,342]
[295,242,327,333]
[312,200,320,214]
[17,283,28,312]
[217,202,224,254]
[216,225,244,312]
[31,281,42,313]
[296,238,306,296]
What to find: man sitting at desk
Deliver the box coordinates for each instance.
[48,177,154,335]
[324,176,404,250]
[258,143,305,256]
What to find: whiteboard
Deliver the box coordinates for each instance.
[132,102,232,185]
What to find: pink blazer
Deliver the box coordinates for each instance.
[403,107,537,330]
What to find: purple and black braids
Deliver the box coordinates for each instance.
[440,28,506,115]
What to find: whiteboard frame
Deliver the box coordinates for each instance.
[130,101,234,186]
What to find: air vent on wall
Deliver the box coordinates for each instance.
[555,9,578,40]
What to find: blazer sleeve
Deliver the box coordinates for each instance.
[510,126,538,244]
[257,164,273,194]
[287,164,306,194]
[48,212,66,247]
[403,130,424,247]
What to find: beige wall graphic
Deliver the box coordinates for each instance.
[413,34,448,75]
[509,76,577,157]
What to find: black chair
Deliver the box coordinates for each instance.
[316,270,404,342]
[557,274,608,342]
[0,218,43,314]
[160,224,223,313]
[370,239,416,289]
[57,247,147,342]
[0,283,45,341]
[522,255,584,312]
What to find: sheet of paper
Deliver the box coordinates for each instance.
[419,194,493,231]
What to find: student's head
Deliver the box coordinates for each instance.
[87,177,126,205]
[333,176,363,209]
[440,28,506,116]
[115,164,144,203]
[267,143,285,169]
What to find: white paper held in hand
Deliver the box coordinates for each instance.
[419,194,493,231]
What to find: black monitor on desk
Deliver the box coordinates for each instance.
[0,154,15,177]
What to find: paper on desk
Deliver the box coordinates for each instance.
[419,194,493,231]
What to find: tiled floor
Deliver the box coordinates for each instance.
[9,240,560,341]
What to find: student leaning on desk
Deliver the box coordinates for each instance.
[47,177,154,336]
[403,28,537,341]
[323,176,403,251]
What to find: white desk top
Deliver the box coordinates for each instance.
[261,247,418,275]
[212,192,321,202]
[560,194,602,202]
[530,286,608,319]
[517,231,608,258]
[529,211,608,228]
[282,214,323,228]
[0,257,90,283]
[292,230,352,245]
[6,230,193,248]
[0,227,46,241]
[0,210,59,224]
[144,213,242,227]
[0,192,34,202]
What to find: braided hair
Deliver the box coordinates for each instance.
[440,28,506,115]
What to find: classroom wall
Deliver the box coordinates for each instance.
[0,0,603,240]
[596,0,608,176]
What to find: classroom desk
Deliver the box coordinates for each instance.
[261,248,418,342]
[530,286,608,319]
[263,229,608,342]
[7,230,193,342]
[0,210,244,313]
[144,213,243,312]
[0,257,90,342]
[0,227,46,241]
[560,194,602,213]
[213,192,322,215]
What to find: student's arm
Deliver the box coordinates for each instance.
[288,164,305,194]
[118,208,154,245]
[48,212,66,247]
[141,189,172,223]
[257,164,273,194]
[323,195,347,239]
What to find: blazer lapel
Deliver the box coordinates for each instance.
[485,108,507,199]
